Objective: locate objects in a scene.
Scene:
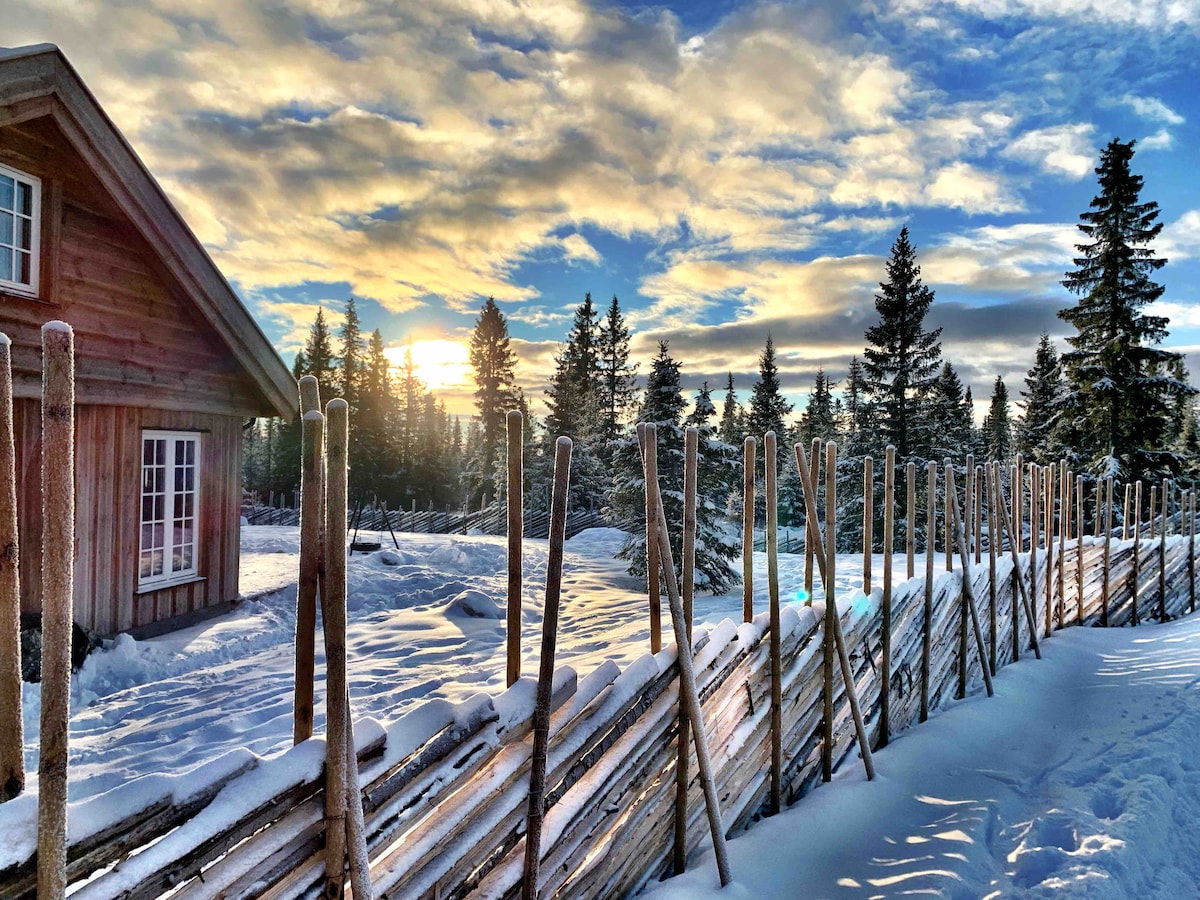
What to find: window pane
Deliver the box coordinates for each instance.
[175,441,185,466]
[16,182,30,217]
[175,466,184,491]
[16,217,30,251]
[185,441,196,465]
[142,495,153,521]
[185,467,194,491]
[153,522,164,548]
[16,252,29,285]
[0,176,11,210]
[143,440,154,465]
[0,251,10,282]
[154,495,164,520]
[154,467,164,492]
[155,440,165,465]
[151,549,163,576]
[140,523,152,549]
[181,545,193,570]
[140,553,152,579]
[0,213,11,246]
[174,494,183,518]
[184,494,194,517]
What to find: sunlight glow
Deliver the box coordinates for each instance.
[385,339,472,392]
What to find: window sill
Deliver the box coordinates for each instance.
[136,575,206,596]
[0,286,57,307]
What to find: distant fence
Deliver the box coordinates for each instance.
[4,449,1199,898]
[244,504,607,541]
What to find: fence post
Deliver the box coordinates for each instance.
[507,411,524,687]
[0,334,20,802]
[974,464,983,565]
[1102,476,1113,627]
[1014,452,1024,552]
[951,461,968,700]
[674,428,699,872]
[823,441,837,781]
[947,467,994,698]
[995,468,1042,660]
[1159,478,1168,621]
[986,462,998,676]
[1095,479,1103,538]
[1132,480,1142,626]
[523,437,573,899]
[1189,489,1196,615]
[906,461,916,579]
[881,446,894,748]
[1044,465,1053,638]
[921,460,935,723]
[39,322,74,900]
[1010,463,1020,662]
[765,432,782,814]
[1150,484,1157,540]
[294,379,323,745]
[1123,482,1132,541]
[1030,464,1040,639]
[965,454,974,557]
[639,423,662,653]
[743,437,756,622]
[1076,475,1084,624]
[863,456,873,593]
[804,438,819,604]
[1058,461,1068,628]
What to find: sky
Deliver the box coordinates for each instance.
[10,0,1200,419]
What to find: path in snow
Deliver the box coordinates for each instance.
[643,612,1200,899]
[21,526,896,801]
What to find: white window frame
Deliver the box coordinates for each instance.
[139,431,202,590]
[0,162,41,297]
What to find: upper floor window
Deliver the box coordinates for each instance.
[0,163,40,296]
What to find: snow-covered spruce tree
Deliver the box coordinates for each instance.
[467,297,520,507]
[799,368,837,445]
[597,295,637,446]
[863,226,943,462]
[927,362,974,466]
[686,382,740,591]
[1177,400,1200,488]
[747,335,798,525]
[355,328,397,498]
[339,297,363,413]
[1016,333,1066,464]
[982,376,1012,464]
[1059,137,1194,484]
[718,372,744,445]
[835,356,875,552]
[608,341,737,592]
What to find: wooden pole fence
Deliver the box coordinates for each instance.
[863,456,873,594]
[0,333,21,802]
[639,423,662,653]
[507,410,523,687]
[906,461,916,580]
[294,376,323,745]
[881,445,894,749]
[993,472,1042,661]
[742,437,756,623]
[922,460,935,723]
[674,428,699,873]
[765,432,783,815]
[946,467,994,698]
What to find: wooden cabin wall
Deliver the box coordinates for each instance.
[15,398,243,635]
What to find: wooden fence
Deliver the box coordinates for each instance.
[3,438,1199,897]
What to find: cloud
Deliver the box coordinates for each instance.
[560,234,602,265]
[1001,123,1096,180]
[924,221,1079,293]
[1119,94,1186,125]
[1140,129,1174,151]
[924,161,1022,213]
[893,0,1200,29]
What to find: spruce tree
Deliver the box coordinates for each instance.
[863,227,943,460]
[1059,137,1194,482]
[468,297,520,506]
[982,376,1012,463]
[800,368,837,444]
[927,362,973,466]
[718,372,743,445]
[597,295,637,444]
[303,307,337,406]
[1017,333,1066,464]
[356,328,396,497]
[339,297,364,411]
[747,335,797,525]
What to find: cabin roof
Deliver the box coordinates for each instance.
[0,44,295,421]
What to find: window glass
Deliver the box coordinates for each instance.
[0,165,38,292]
[140,433,201,588]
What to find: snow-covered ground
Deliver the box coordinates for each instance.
[14,525,1200,899]
[20,525,891,802]
[645,612,1200,899]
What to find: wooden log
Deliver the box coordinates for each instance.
[974,464,983,565]
[945,460,953,573]
[1102,476,1114,627]
[1030,464,1040,640]
[639,423,662,653]
[993,472,1042,660]
[1095,479,1103,538]
[1044,465,1053,638]
[1014,452,1024,552]
[344,705,371,900]
[522,436,572,900]
[1123,482,1132,541]
[765,431,782,815]
[1191,490,1196,615]
[1159,478,1168,621]
[1058,461,1068,628]
[1077,475,1085,625]
[1150,484,1158,540]
[965,455,974,557]
[644,425,732,888]
[1131,480,1141,627]
[805,438,819,603]
[743,436,756,623]
[322,398,351,900]
[863,455,873,593]
[1010,463,1019,662]
[295,383,323,745]
[951,462,968,700]
[986,463,998,676]
[947,469,994,697]
[507,410,523,687]
[824,441,837,781]
[881,445,895,748]
[673,427,699,873]
[922,460,935,723]
[39,322,74,900]
[906,461,916,579]
[0,334,21,802]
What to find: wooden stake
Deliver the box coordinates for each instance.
[1010,464,1020,663]
[965,455,974,557]
[863,456,873,594]
[986,463,998,676]
[1150,484,1157,540]
[993,473,1042,660]
[945,461,953,573]
[523,437,572,899]
[792,442,875,782]
[823,441,836,782]
[1102,476,1114,627]
[1123,482,1132,541]
[507,411,523,687]
[974,465,983,565]
[1095,479,1103,538]
[906,461,916,579]
[1132,480,1141,627]
[765,432,782,814]
[344,701,371,900]
[1030,464,1040,639]
[0,334,21,802]
[1014,453,1024,552]
[1044,466,1053,639]
[1190,490,1196,615]
[674,428,698,872]
[1076,475,1084,625]
[295,377,323,745]
[1159,478,1168,621]
[38,322,73,900]
[640,423,662,653]
[1058,461,1068,628]
[881,446,894,748]
[643,425,733,887]
[323,399,350,900]
[952,462,968,701]
[742,436,756,623]
[947,469,994,697]
[804,438,819,604]
[922,461,935,723]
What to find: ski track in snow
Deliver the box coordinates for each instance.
[16,526,1200,898]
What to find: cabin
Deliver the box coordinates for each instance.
[0,44,294,637]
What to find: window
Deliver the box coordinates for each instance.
[0,163,40,296]
[139,432,200,589]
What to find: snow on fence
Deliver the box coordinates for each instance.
[3,360,1200,897]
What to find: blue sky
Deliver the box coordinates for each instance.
[12,0,1200,417]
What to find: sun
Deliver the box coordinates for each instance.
[385,339,471,392]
